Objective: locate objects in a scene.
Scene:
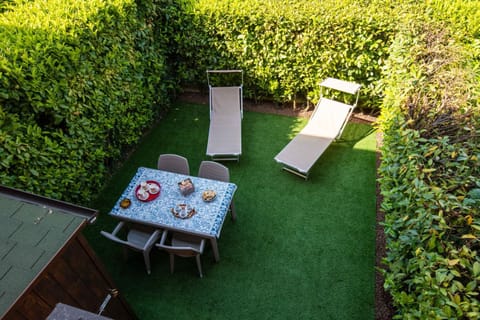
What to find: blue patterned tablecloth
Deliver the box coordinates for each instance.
[109,167,237,238]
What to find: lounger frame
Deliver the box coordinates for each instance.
[274,77,361,179]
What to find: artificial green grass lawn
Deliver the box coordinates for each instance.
[85,102,377,320]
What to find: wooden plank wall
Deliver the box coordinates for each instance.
[2,234,137,320]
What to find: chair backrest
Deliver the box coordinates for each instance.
[157,154,190,175]
[100,223,160,252]
[303,99,353,139]
[207,70,243,120]
[210,87,242,120]
[198,161,230,182]
[310,78,361,140]
[100,230,129,245]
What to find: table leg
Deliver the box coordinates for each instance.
[210,238,220,262]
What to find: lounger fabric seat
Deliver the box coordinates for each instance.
[274,78,361,179]
[206,87,242,158]
[206,70,243,161]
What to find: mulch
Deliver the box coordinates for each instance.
[178,92,395,319]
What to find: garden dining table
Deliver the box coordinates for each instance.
[109,166,237,262]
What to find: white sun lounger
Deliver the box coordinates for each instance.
[206,70,243,161]
[274,77,361,179]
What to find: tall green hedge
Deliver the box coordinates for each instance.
[424,0,480,39]
[173,0,398,109]
[0,0,170,203]
[1,0,480,317]
[172,0,480,111]
[378,20,480,319]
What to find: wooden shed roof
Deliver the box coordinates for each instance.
[0,186,97,318]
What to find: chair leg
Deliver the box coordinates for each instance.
[169,254,175,274]
[229,201,237,221]
[143,251,152,275]
[195,255,203,278]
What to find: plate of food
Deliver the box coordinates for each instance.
[202,190,216,202]
[135,180,161,202]
[171,203,196,219]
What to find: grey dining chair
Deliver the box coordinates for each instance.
[198,160,237,221]
[100,222,161,275]
[157,154,190,175]
[156,230,206,278]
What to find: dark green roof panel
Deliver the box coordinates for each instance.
[0,186,96,318]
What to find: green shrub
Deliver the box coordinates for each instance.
[0,0,170,203]
[424,0,480,39]
[378,22,480,319]
[172,0,480,112]
[1,1,480,316]
[174,0,398,110]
